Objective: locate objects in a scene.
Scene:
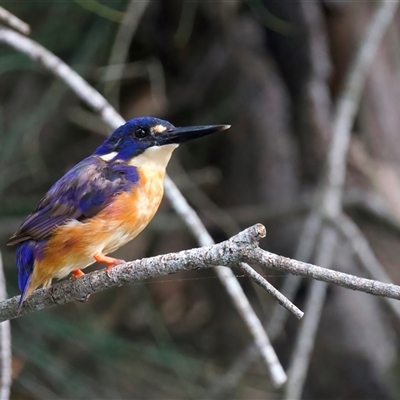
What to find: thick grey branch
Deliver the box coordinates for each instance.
[2,223,400,322]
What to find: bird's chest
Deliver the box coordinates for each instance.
[99,167,165,252]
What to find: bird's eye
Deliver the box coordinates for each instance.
[134,127,150,139]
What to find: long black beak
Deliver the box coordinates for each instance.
[155,124,230,145]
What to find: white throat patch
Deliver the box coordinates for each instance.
[128,144,179,169]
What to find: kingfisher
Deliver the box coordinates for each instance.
[7,117,229,308]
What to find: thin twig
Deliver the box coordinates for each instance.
[0,7,30,35]
[239,263,303,319]
[215,265,287,387]
[0,252,11,400]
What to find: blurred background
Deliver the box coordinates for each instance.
[1,1,400,399]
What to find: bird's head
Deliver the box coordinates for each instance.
[94,117,230,167]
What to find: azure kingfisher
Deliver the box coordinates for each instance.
[7,117,229,308]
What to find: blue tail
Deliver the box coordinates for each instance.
[16,240,45,310]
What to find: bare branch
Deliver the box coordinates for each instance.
[0,7,30,35]
[0,225,260,321]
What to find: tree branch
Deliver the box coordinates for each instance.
[239,262,303,319]
[0,224,260,321]
[3,224,400,330]
[2,221,400,321]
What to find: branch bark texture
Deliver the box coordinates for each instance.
[2,224,263,321]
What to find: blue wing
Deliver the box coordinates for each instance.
[8,156,139,245]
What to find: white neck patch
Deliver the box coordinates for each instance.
[98,151,118,161]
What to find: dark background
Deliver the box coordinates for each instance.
[1,1,400,399]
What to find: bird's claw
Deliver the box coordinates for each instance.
[105,260,124,278]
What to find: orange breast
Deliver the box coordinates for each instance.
[33,166,165,284]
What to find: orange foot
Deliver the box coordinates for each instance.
[70,269,85,279]
[94,253,125,277]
